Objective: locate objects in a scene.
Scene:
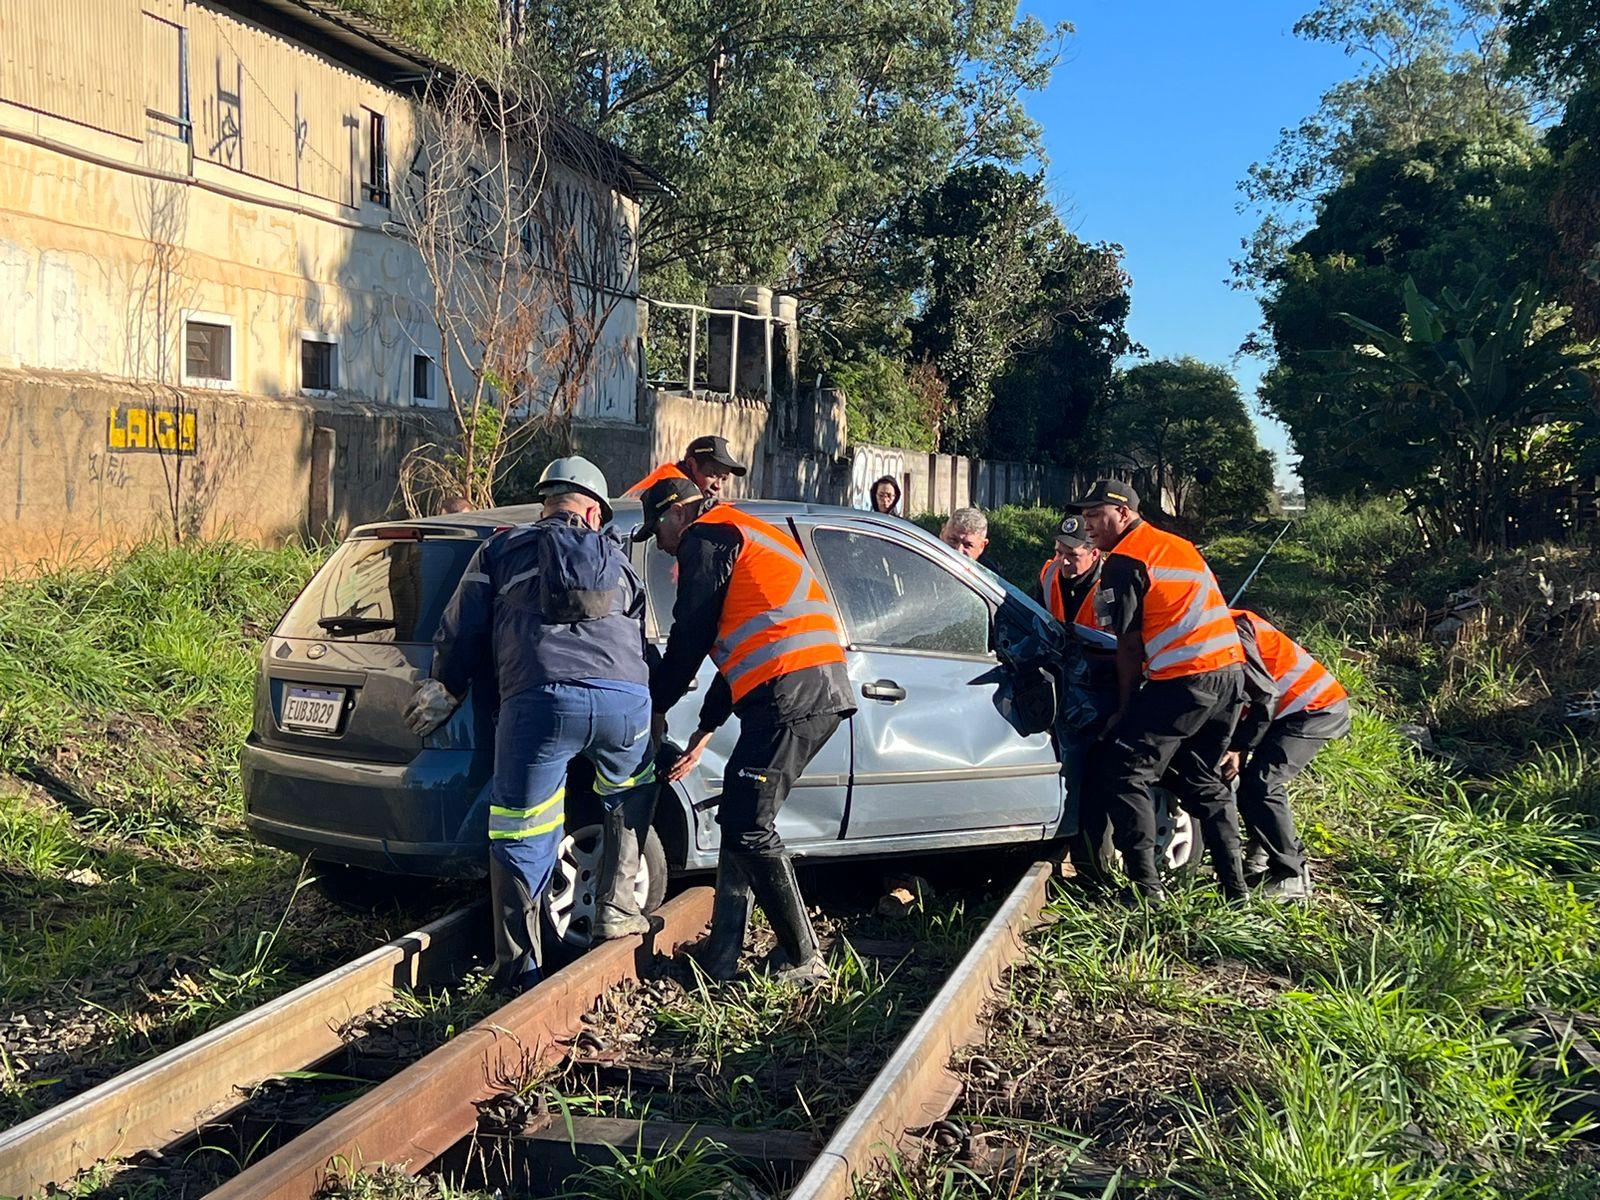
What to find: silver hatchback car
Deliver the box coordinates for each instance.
[241,500,1194,940]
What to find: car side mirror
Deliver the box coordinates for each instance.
[1011,664,1057,736]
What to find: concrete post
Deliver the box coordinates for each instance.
[308,425,336,537]
[706,285,773,397]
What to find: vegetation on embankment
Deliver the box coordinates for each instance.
[876,502,1600,1198]
[0,540,422,1127]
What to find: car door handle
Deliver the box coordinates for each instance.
[862,679,906,702]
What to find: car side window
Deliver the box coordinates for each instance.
[641,543,679,639]
[812,528,991,657]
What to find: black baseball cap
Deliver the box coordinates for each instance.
[632,476,704,541]
[1055,514,1093,547]
[1066,479,1140,512]
[684,434,748,476]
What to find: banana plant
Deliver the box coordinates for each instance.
[1337,276,1599,549]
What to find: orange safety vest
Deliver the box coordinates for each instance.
[1100,520,1244,681]
[695,505,846,703]
[624,461,689,496]
[1234,609,1347,718]
[1038,557,1097,630]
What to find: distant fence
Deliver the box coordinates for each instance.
[763,441,1136,516]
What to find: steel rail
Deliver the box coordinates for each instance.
[787,860,1057,1200]
[203,885,715,1200]
[0,904,483,1198]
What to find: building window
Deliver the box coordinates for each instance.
[301,335,337,394]
[143,14,190,144]
[183,316,232,384]
[412,353,432,404]
[364,110,389,205]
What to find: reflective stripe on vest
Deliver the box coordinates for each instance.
[1110,521,1243,681]
[489,786,564,840]
[624,461,689,496]
[1039,557,1096,629]
[1236,610,1347,718]
[696,506,846,703]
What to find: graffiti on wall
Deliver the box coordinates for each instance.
[107,405,198,454]
[849,444,908,510]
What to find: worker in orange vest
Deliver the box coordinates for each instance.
[635,476,855,986]
[624,434,747,504]
[1037,514,1101,633]
[1072,479,1248,904]
[1224,609,1350,900]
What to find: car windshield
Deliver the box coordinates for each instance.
[276,535,481,643]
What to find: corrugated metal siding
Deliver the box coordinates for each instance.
[142,13,184,127]
[1,0,141,138]
[187,5,251,174]
[187,2,364,201]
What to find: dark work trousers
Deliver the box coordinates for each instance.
[1095,666,1247,893]
[488,682,654,992]
[1238,702,1351,880]
[716,706,845,861]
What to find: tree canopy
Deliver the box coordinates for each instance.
[1107,360,1275,526]
[342,0,1136,463]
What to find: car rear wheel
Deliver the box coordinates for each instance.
[543,823,668,948]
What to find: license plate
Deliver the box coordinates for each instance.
[282,685,345,733]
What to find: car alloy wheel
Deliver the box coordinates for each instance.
[543,823,653,948]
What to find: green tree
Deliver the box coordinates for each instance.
[1254,135,1554,497]
[830,353,945,452]
[1507,0,1600,335]
[1238,0,1533,286]
[513,0,1068,313]
[985,236,1137,465]
[1106,360,1275,527]
[894,165,1131,456]
[1334,276,1598,548]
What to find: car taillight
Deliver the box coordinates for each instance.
[371,527,424,540]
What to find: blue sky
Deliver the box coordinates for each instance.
[1018,1,1359,487]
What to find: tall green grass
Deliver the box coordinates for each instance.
[0,539,318,770]
[0,539,373,1127]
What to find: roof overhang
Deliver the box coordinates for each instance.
[206,0,670,199]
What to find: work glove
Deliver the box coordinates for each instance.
[404,679,459,737]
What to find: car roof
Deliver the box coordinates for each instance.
[352,498,935,539]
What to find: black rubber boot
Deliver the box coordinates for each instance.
[593,790,653,939]
[1242,838,1271,886]
[1117,844,1169,909]
[697,851,753,981]
[1201,827,1250,902]
[744,855,827,987]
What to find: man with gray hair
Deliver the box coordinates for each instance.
[940,507,989,561]
[403,457,656,991]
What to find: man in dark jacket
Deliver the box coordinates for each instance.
[1225,609,1351,900]
[404,457,655,991]
[636,477,855,986]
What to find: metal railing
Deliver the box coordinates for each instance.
[643,297,778,402]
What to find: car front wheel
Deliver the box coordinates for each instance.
[1091,788,1199,878]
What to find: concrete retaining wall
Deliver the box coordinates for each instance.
[0,369,1099,576]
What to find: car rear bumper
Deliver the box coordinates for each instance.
[240,739,488,878]
[244,812,487,877]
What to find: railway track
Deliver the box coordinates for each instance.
[1,861,1061,1199]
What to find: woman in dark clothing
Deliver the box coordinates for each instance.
[869,475,901,515]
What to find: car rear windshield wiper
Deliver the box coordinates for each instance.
[316,615,397,634]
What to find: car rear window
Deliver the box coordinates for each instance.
[276,535,482,643]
